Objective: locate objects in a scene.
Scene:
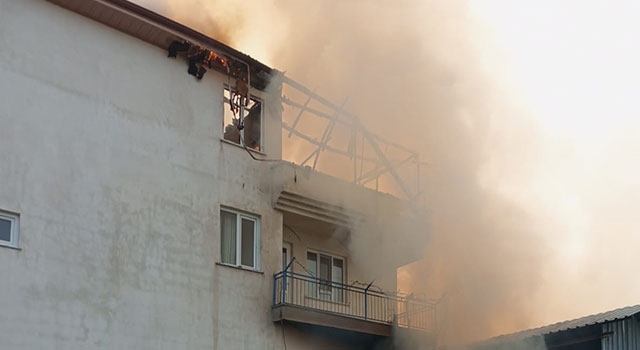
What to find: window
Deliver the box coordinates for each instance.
[282,242,292,270]
[0,211,19,248]
[307,251,345,302]
[223,87,263,151]
[282,242,293,302]
[220,208,260,270]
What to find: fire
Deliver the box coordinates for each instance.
[205,50,227,68]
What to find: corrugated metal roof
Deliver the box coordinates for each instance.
[484,304,640,345]
[602,317,640,350]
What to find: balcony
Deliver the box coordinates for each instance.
[272,270,438,338]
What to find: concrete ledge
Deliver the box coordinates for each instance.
[272,304,392,337]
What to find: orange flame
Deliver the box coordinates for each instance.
[206,50,227,68]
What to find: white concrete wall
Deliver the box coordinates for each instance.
[276,164,423,292]
[0,0,286,349]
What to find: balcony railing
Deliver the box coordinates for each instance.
[273,270,437,332]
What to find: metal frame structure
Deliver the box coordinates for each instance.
[281,76,424,207]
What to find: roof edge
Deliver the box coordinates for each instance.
[46,0,274,89]
[476,304,640,347]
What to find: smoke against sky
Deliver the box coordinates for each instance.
[135,0,640,345]
[466,0,640,323]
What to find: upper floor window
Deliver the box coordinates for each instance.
[220,208,261,270]
[307,250,345,302]
[223,87,263,152]
[0,211,19,248]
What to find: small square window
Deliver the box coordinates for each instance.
[223,87,263,152]
[220,208,260,270]
[0,211,19,248]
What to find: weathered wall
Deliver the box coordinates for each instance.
[276,163,425,291]
[282,222,397,295]
[0,0,285,349]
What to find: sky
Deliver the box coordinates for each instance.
[467,0,640,319]
[134,0,640,342]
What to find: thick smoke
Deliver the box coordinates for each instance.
[136,0,640,346]
[135,0,547,344]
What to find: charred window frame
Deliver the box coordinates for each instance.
[306,250,345,302]
[223,87,263,152]
[0,210,19,249]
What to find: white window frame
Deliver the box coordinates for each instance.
[306,250,346,302]
[222,86,264,152]
[219,208,261,271]
[282,242,293,270]
[282,242,293,302]
[0,211,20,249]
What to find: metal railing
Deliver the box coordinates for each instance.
[273,270,437,332]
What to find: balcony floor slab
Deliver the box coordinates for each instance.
[272,304,392,337]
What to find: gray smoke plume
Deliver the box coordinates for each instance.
[135,0,640,346]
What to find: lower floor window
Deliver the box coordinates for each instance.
[220,208,260,270]
[307,251,345,302]
[0,211,19,248]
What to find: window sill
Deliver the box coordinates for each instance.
[216,262,263,274]
[0,243,21,251]
[220,139,267,156]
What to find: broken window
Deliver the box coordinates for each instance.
[223,87,263,152]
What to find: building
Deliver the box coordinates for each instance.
[0,0,437,348]
[472,305,640,350]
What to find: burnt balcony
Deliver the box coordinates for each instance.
[272,270,438,338]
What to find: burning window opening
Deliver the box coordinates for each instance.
[167,40,250,85]
[166,42,425,208]
[168,40,269,155]
[223,87,262,152]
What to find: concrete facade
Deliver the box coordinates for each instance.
[0,1,425,349]
[0,0,286,348]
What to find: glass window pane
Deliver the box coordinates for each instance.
[332,259,343,284]
[220,211,237,264]
[319,255,331,280]
[243,100,262,151]
[307,252,317,276]
[306,252,318,298]
[332,259,344,303]
[0,218,11,242]
[223,89,240,144]
[319,255,332,294]
[240,218,255,267]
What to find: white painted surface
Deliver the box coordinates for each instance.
[0,1,418,349]
[0,0,286,349]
